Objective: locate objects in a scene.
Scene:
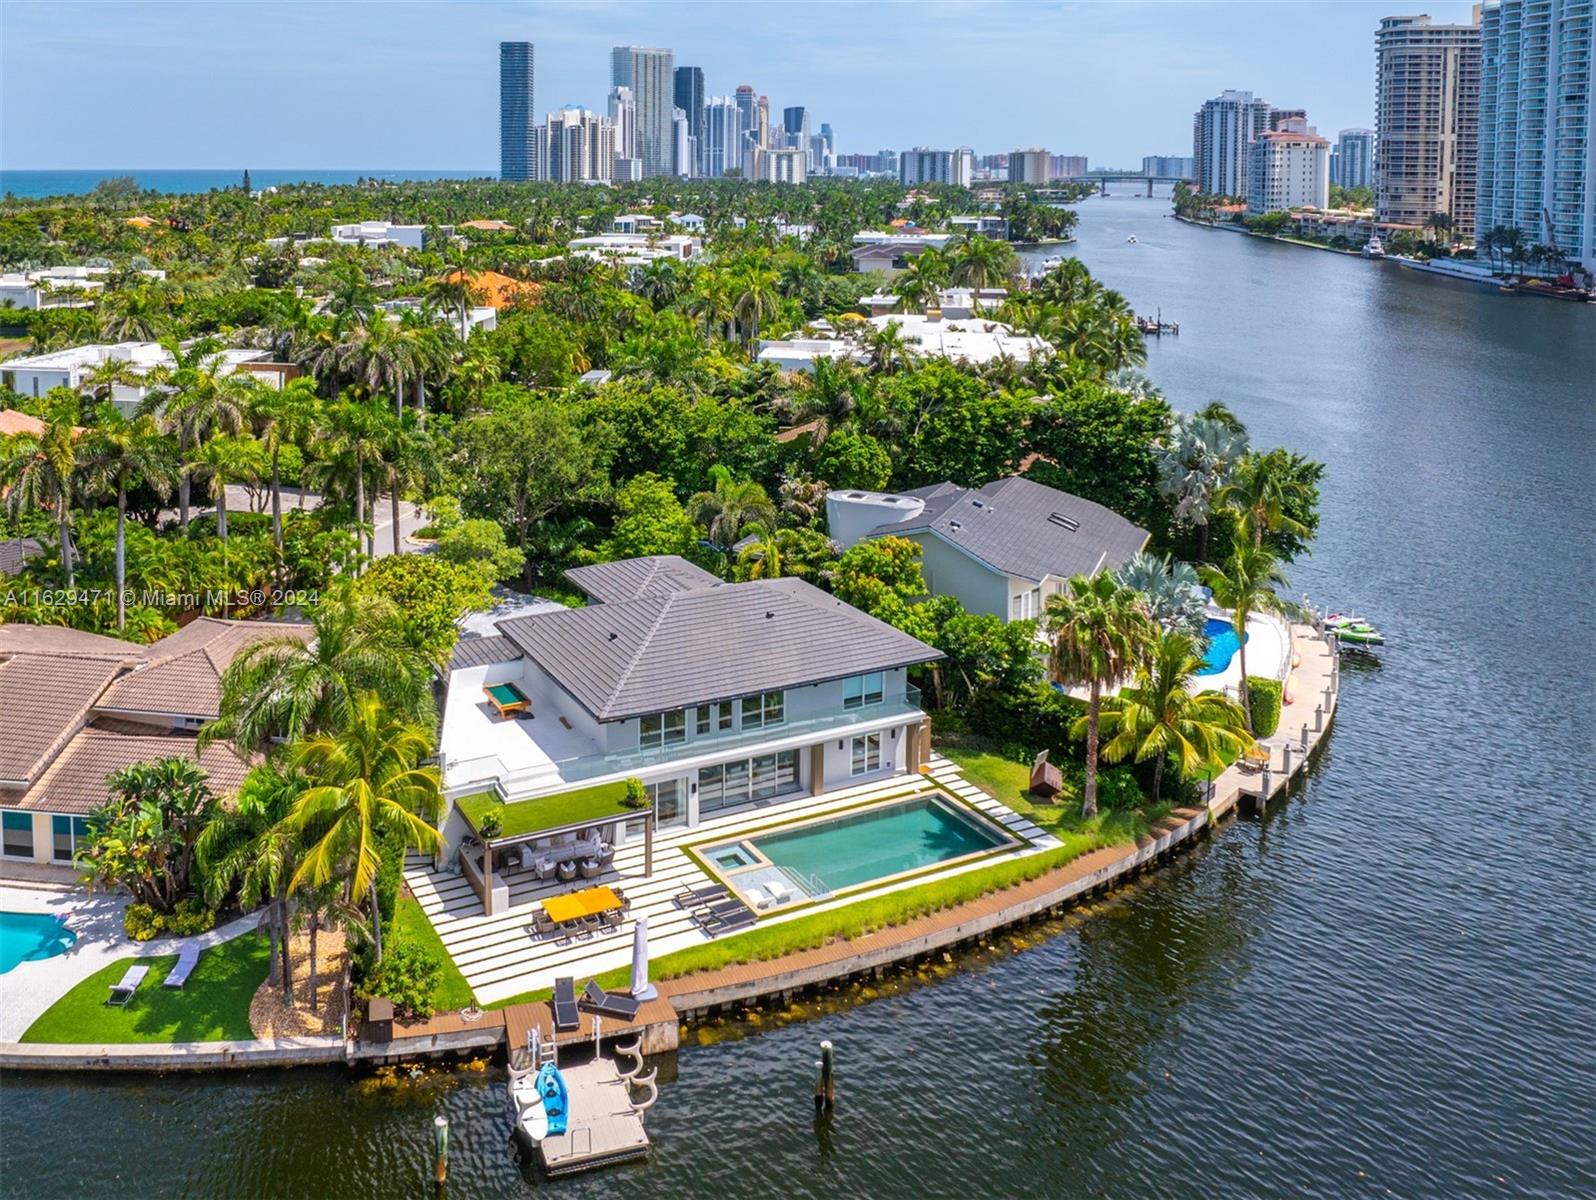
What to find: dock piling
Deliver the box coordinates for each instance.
[433,1114,449,1187]
[1300,724,1309,751]
[820,1040,836,1110]
[1315,704,1323,732]
[813,1060,825,1113]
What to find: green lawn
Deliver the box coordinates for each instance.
[394,893,475,1012]
[457,780,637,840]
[22,932,271,1044]
[938,743,1161,845]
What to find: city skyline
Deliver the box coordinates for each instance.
[1,0,1479,169]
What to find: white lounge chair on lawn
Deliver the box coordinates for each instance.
[163,944,201,989]
[108,963,150,1005]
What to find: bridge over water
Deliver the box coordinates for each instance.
[1036,175,1194,198]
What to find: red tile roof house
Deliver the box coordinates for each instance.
[0,617,310,883]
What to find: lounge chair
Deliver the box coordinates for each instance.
[552,976,581,1033]
[674,882,727,910]
[706,908,758,935]
[579,979,641,1021]
[163,945,202,989]
[108,963,150,1006]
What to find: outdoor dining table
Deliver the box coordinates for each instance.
[542,885,623,925]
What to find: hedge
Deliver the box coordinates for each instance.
[1247,676,1282,737]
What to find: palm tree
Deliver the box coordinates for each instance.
[144,337,257,531]
[196,762,307,1003]
[204,588,434,753]
[320,395,387,565]
[82,405,175,629]
[80,357,144,408]
[0,394,80,585]
[860,319,920,375]
[1089,630,1251,804]
[1158,413,1249,561]
[949,234,1018,292]
[98,286,168,341]
[734,523,784,579]
[1114,550,1205,637]
[250,377,318,552]
[1222,447,1312,550]
[688,465,777,551]
[730,264,780,347]
[324,264,379,329]
[1199,544,1288,731]
[286,692,444,963]
[188,434,264,546]
[1044,573,1155,818]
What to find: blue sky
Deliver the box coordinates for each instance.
[1,1,1478,169]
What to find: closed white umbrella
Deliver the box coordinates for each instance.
[629,915,657,1001]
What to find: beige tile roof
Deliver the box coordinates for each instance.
[97,617,313,719]
[15,722,250,815]
[0,624,140,661]
[0,654,128,786]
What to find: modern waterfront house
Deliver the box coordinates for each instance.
[0,342,294,414]
[0,618,310,882]
[827,476,1150,622]
[757,313,1048,374]
[436,556,943,915]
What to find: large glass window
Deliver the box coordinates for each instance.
[2,811,34,859]
[843,672,885,709]
[646,780,684,827]
[695,701,733,737]
[740,690,785,730]
[699,750,800,815]
[851,733,883,776]
[51,815,91,863]
[639,708,687,749]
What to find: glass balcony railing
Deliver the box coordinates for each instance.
[449,687,926,799]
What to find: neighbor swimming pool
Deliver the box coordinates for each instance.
[1197,617,1249,676]
[0,911,76,974]
[704,793,1013,904]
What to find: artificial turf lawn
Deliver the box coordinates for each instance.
[456,780,635,839]
[394,893,475,1012]
[21,932,271,1044]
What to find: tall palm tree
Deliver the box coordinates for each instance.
[1089,630,1251,804]
[1199,544,1288,731]
[1222,447,1312,550]
[1044,573,1155,818]
[82,405,175,629]
[860,319,920,375]
[949,234,1018,292]
[730,264,781,347]
[187,434,264,546]
[1114,550,1205,637]
[688,465,777,552]
[204,588,435,754]
[324,263,379,330]
[196,762,307,1003]
[144,337,257,530]
[98,286,168,342]
[286,692,444,963]
[320,395,387,565]
[80,358,144,408]
[250,377,318,552]
[0,394,81,586]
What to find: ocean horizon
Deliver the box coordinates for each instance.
[0,168,496,199]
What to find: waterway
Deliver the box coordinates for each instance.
[2,195,1592,1199]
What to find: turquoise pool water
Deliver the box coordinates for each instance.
[1197,617,1248,676]
[746,795,1009,895]
[0,911,76,974]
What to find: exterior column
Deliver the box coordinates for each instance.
[482,845,494,917]
[810,743,826,796]
[644,811,654,878]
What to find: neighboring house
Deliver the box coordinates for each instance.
[0,617,312,879]
[436,555,942,909]
[329,222,452,249]
[567,233,702,266]
[756,313,1048,374]
[827,476,1149,622]
[848,231,956,275]
[0,342,295,415]
[0,537,42,576]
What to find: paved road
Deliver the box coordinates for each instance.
[168,484,426,559]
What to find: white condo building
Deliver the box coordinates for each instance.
[1477,0,1596,274]
[1375,12,1482,235]
[1192,90,1274,197]
[702,96,744,178]
[546,107,614,183]
[1248,128,1332,213]
[1334,129,1377,189]
[611,46,674,178]
[899,147,975,187]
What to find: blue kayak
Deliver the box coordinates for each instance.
[536,1063,569,1136]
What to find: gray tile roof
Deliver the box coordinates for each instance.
[449,633,522,671]
[0,538,42,577]
[495,573,941,721]
[866,476,1149,584]
[564,555,721,604]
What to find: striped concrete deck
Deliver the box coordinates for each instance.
[405,763,1058,1006]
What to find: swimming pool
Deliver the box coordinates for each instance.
[1197,617,1249,676]
[0,911,76,974]
[703,793,1014,905]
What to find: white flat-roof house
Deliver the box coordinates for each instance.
[948,215,1010,239]
[567,233,702,266]
[0,265,167,313]
[437,555,941,911]
[756,312,1048,374]
[377,298,497,337]
[827,476,1150,622]
[0,342,293,415]
[329,221,451,249]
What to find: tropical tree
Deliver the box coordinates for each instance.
[0,393,81,585]
[286,692,444,963]
[1199,544,1288,731]
[98,286,168,342]
[859,319,920,375]
[733,523,784,579]
[730,262,781,347]
[1089,630,1251,804]
[1114,550,1206,637]
[250,376,319,552]
[82,405,175,629]
[948,234,1018,292]
[1222,447,1314,550]
[187,434,266,546]
[77,758,222,914]
[1157,412,1249,561]
[688,464,777,551]
[144,337,258,530]
[1044,573,1155,818]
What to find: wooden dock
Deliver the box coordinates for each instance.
[502,994,680,1061]
[532,1059,652,1177]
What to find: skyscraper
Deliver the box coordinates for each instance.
[608,86,637,160]
[1009,148,1050,183]
[899,147,974,186]
[1375,12,1481,235]
[782,106,809,152]
[547,107,613,182]
[1192,90,1274,198]
[674,66,705,169]
[756,96,771,149]
[734,85,756,135]
[612,46,675,177]
[1477,0,1595,273]
[702,97,745,178]
[672,107,694,178]
[499,42,537,181]
[1247,128,1331,213]
[1333,129,1376,189]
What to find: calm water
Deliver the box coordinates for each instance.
[3,196,1592,1199]
[0,169,492,198]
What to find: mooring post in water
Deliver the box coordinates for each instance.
[1261,765,1273,800]
[1282,743,1293,775]
[1323,686,1332,712]
[1315,704,1323,732]
[812,1060,825,1113]
[433,1114,449,1186]
[1300,724,1309,752]
[820,1040,836,1110]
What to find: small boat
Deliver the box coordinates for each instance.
[1326,613,1385,645]
[1039,255,1066,271]
[536,1062,570,1137]
[511,1072,548,1142]
[1362,235,1385,259]
[1126,235,1138,244]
